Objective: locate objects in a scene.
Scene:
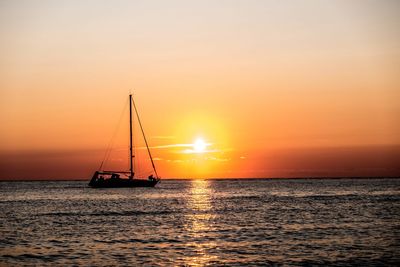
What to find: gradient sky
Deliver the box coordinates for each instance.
[0,0,399,179]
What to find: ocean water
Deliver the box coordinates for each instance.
[1,178,399,266]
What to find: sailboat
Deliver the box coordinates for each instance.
[89,94,160,188]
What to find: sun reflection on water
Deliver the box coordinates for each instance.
[184,179,218,266]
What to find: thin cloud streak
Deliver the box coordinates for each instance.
[150,136,176,140]
[150,144,193,149]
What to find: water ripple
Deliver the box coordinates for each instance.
[1,178,399,266]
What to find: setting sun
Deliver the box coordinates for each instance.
[193,138,207,153]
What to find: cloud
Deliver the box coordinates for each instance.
[151,136,176,140]
[133,144,192,150]
[206,157,230,162]
[166,159,185,163]
[150,144,193,149]
[181,148,219,154]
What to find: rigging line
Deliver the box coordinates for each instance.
[131,96,159,179]
[134,98,139,176]
[127,144,130,174]
[99,98,129,170]
[129,94,133,177]
[132,99,136,175]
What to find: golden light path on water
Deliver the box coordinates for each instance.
[184,179,218,266]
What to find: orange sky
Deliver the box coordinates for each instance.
[0,0,399,179]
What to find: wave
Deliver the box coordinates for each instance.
[39,210,174,217]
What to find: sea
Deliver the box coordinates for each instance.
[1,178,399,266]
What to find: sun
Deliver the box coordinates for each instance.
[193,138,207,153]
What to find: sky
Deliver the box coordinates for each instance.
[0,0,399,179]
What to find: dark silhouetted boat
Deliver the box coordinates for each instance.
[89,94,160,188]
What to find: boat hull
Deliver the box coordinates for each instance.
[89,178,159,188]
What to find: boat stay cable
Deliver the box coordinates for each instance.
[131,96,159,179]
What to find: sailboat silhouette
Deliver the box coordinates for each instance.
[89,94,160,188]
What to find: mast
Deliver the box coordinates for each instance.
[129,94,134,179]
[132,96,159,179]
